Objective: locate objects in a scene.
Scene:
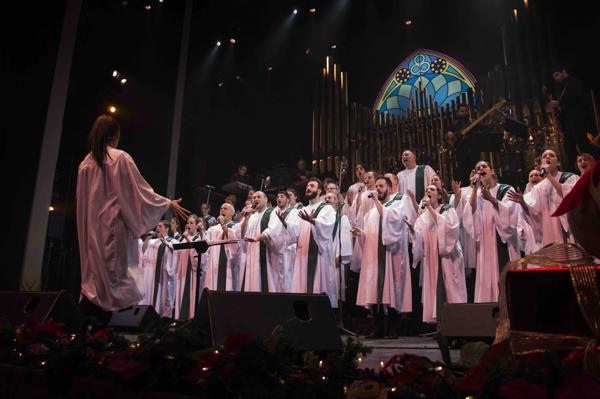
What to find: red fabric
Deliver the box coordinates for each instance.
[553,162,600,216]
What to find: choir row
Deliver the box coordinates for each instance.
[135,149,582,323]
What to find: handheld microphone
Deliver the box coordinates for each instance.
[367,193,373,199]
[420,195,431,209]
[539,161,550,177]
[472,171,484,186]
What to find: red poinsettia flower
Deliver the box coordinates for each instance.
[454,365,491,393]
[24,343,49,357]
[104,351,149,379]
[499,378,548,399]
[561,350,585,368]
[555,374,600,399]
[86,328,110,343]
[24,314,64,340]
[478,341,511,369]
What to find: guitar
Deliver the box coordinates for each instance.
[449,99,508,144]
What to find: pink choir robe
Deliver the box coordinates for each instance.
[516,205,543,255]
[412,205,467,323]
[524,172,579,246]
[242,208,285,292]
[450,187,477,270]
[279,207,300,293]
[204,223,241,291]
[397,165,437,197]
[290,202,337,306]
[76,147,171,311]
[174,232,204,320]
[463,184,520,303]
[349,190,376,272]
[356,196,413,311]
[139,237,175,316]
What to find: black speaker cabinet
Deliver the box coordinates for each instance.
[439,302,500,338]
[196,289,342,351]
[0,290,82,332]
[108,305,162,333]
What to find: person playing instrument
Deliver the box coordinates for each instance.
[76,114,190,324]
[548,65,600,166]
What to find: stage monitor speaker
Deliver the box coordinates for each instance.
[196,290,342,351]
[108,305,162,333]
[0,290,81,332]
[439,302,499,338]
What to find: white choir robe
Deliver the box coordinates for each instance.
[349,191,376,272]
[463,185,520,303]
[516,206,543,255]
[204,223,241,291]
[76,147,171,311]
[290,202,337,306]
[139,238,174,316]
[397,165,437,196]
[173,233,203,320]
[356,197,412,311]
[523,172,579,246]
[279,208,301,293]
[242,209,285,292]
[412,206,467,323]
[450,188,477,269]
[332,212,353,301]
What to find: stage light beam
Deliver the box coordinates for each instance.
[112,70,118,77]
[216,41,221,47]
[293,9,298,15]
[108,105,117,113]
[120,78,127,85]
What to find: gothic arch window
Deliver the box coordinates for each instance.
[373,49,477,116]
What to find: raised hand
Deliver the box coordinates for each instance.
[170,198,191,221]
[451,180,461,194]
[507,187,525,205]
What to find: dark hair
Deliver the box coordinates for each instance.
[158,219,172,236]
[277,190,290,199]
[376,175,392,188]
[88,114,120,168]
[286,187,299,198]
[322,177,335,186]
[552,63,569,73]
[355,162,368,170]
[309,177,324,193]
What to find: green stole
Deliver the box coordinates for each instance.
[180,233,199,320]
[217,222,237,291]
[306,202,327,293]
[153,237,172,305]
[559,172,575,184]
[376,195,402,305]
[435,204,453,320]
[257,208,275,292]
[332,208,341,240]
[281,207,294,220]
[495,184,512,271]
[415,165,426,203]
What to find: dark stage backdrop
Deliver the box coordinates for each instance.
[2,0,599,292]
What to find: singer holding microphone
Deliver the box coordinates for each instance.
[513,149,578,246]
[410,186,466,324]
[462,161,519,303]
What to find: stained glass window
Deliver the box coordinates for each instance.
[373,49,477,116]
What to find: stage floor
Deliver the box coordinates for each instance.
[354,336,460,369]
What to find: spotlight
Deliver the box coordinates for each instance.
[144,4,151,10]
[108,105,117,114]
[120,78,127,85]
[229,38,236,44]
[235,75,241,80]
[48,206,55,212]
[216,41,221,47]
[112,70,118,77]
[159,0,164,3]
[404,20,412,26]
[293,9,298,15]
[309,7,316,13]
[266,65,273,71]
[218,81,224,87]
[305,48,312,55]
[330,44,337,49]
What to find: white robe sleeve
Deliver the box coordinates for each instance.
[436,208,460,256]
[424,165,437,188]
[381,202,407,251]
[262,211,285,252]
[310,205,336,254]
[340,215,353,263]
[495,187,517,244]
[112,152,171,236]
